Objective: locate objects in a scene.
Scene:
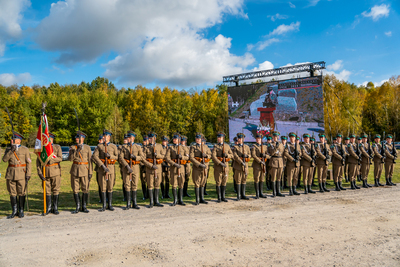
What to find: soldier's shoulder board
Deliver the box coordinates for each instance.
[372,144,376,148]
[330,145,335,149]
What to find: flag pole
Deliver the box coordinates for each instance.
[41,104,46,215]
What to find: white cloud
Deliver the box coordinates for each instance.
[33,0,253,87]
[269,21,300,36]
[0,0,30,56]
[0,72,31,86]
[385,31,392,37]
[362,4,390,21]
[252,61,274,71]
[268,13,288,22]
[289,2,296,8]
[325,69,351,81]
[360,79,388,87]
[307,0,320,7]
[252,38,280,51]
[327,60,343,71]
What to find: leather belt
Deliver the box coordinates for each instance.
[272,156,282,158]
[8,164,26,168]
[46,163,59,167]
[73,162,88,165]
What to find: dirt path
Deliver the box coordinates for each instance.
[1,186,399,266]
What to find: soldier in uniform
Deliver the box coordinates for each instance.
[251,133,269,198]
[284,132,302,196]
[232,136,238,193]
[180,135,191,197]
[330,134,348,191]
[142,132,166,208]
[300,134,316,194]
[267,131,285,197]
[343,137,350,182]
[372,135,385,187]
[118,131,145,210]
[190,133,212,205]
[140,136,149,199]
[356,137,363,182]
[92,130,119,211]
[37,132,62,215]
[93,135,103,203]
[360,133,374,188]
[212,131,234,202]
[68,131,93,213]
[232,133,251,200]
[314,133,332,193]
[310,136,317,186]
[120,134,129,201]
[203,136,210,196]
[166,133,189,206]
[347,134,361,189]
[161,136,171,199]
[384,134,397,186]
[281,135,288,189]
[265,135,273,190]
[2,131,31,219]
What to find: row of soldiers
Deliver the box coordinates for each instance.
[1,129,397,218]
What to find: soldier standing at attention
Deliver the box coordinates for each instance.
[267,131,285,197]
[232,133,251,200]
[330,134,348,191]
[347,134,361,190]
[284,132,302,196]
[2,131,31,219]
[360,134,374,188]
[120,135,129,201]
[161,136,171,199]
[92,130,119,211]
[202,136,210,196]
[300,134,316,194]
[384,134,397,186]
[315,133,332,193]
[142,132,166,208]
[212,132,234,202]
[372,135,385,187]
[190,133,212,205]
[118,131,144,210]
[140,136,149,199]
[251,133,269,198]
[281,136,288,189]
[180,136,191,197]
[266,135,273,190]
[166,133,189,206]
[37,132,62,215]
[93,135,103,203]
[232,136,239,193]
[344,136,351,182]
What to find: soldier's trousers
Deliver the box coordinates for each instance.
[123,166,140,191]
[348,163,358,182]
[170,166,184,189]
[99,172,114,193]
[270,167,283,182]
[302,166,313,185]
[361,163,370,180]
[253,166,265,183]
[374,161,383,179]
[234,167,248,184]
[385,162,394,179]
[317,164,328,183]
[332,165,344,183]
[286,165,299,186]
[214,166,229,186]
[145,165,162,190]
[6,179,26,197]
[71,175,90,194]
[192,166,208,188]
[44,175,61,195]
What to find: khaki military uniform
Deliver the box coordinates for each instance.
[118,143,145,191]
[331,143,348,183]
[2,145,31,197]
[190,143,212,188]
[372,143,384,179]
[142,143,166,190]
[232,144,251,184]
[68,144,93,193]
[92,143,118,192]
[267,142,285,182]
[161,144,170,187]
[347,143,360,182]
[284,142,302,186]
[251,143,270,183]
[37,144,62,195]
[166,144,189,189]
[181,145,191,178]
[384,143,396,179]
[315,142,332,183]
[300,143,314,186]
[360,143,374,181]
[212,143,234,186]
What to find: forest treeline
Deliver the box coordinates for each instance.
[0,75,399,146]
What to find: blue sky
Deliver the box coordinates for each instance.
[0,0,398,89]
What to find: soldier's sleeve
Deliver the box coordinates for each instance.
[360,145,370,158]
[331,145,343,160]
[142,147,153,168]
[2,148,13,162]
[189,146,201,167]
[136,145,145,162]
[233,146,243,164]
[251,146,262,163]
[206,146,212,158]
[211,146,222,165]
[92,145,104,167]
[298,144,303,158]
[226,145,234,159]
[385,146,395,159]
[348,144,359,159]
[315,144,326,160]
[109,145,118,160]
[25,148,31,177]
[68,145,76,161]
[181,147,189,161]
[166,148,175,165]
[372,145,383,159]
[36,158,43,176]
[283,145,295,162]
[327,144,332,156]
[300,146,312,162]
[87,146,93,175]
[156,145,165,159]
[119,146,128,168]
[369,145,375,158]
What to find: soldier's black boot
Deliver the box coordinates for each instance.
[107,192,114,211]
[99,192,106,211]
[53,194,59,215]
[374,179,379,187]
[362,179,368,188]
[45,195,52,215]
[82,193,89,213]
[293,186,300,195]
[221,186,228,202]
[7,196,18,219]
[378,178,384,186]
[276,182,285,197]
[154,189,164,207]
[148,189,154,208]
[288,186,294,196]
[241,184,250,200]
[124,190,131,210]
[266,180,271,191]
[357,174,361,182]
[283,178,288,189]
[123,184,126,201]
[216,186,221,203]
[160,182,165,199]
[183,178,191,197]
[339,181,346,190]
[200,187,208,204]
[234,182,238,193]
[323,182,330,192]
[318,183,325,193]
[72,193,80,214]
[271,182,276,197]
[18,196,25,218]
[385,178,392,186]
[165,181,171,198]
[365,179,372,187]
[236,184,241,201]
[389,177,396,186]
[259,182,267,198]
[308,185,316,194]
[132,191,140,209]
[194,187,200,205]
[304,184,308,194]
[204,183,209,195]
[254,183,259,199]
[334,182,341,191]
[171,189,177,206]
[178,189,186,206]
[354,181,360,189]
[142,181,148,200]
[350,180,356,190]
[98,184,102,203]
